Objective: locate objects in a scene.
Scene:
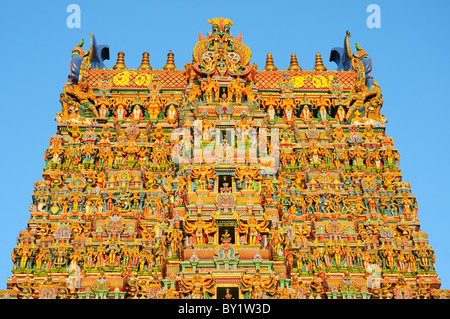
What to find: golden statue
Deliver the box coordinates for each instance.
[186,82,202,106]
[145,77,164,120]
[315,96,331,123]
[201,76,220,104]
[229,77,245,103]
[183,215,217,245]
[190,165,215,190]
[237,213,269,245]
[201,116,216,140]
[234,165,260,190]
[65,80,100,118]
[381,242,398,269]
[166,228,183,257]
[345,80,379,121]
[240,270,276,299]
[180,271,215,299]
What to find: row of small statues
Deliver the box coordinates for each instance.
[8,266,435,299]
[61,68,384,128]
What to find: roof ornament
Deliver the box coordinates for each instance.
[138,52,152,70]
[113,52,127,70]
[288,53,302,71]
[313,52,327,71]
[264,53,277,71]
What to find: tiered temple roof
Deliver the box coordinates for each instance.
[1,17,448,300]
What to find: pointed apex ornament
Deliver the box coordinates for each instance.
[288,53,302,71]
[313,52,327,71]
[113,51,127,70]
[163,50,176,71]
[138,52,152,70]
[264,53,277,71]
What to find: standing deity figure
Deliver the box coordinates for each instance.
[84,246,95,268]
[129,97,144,121]
[416,244,434,270]
[244,82,255,105]
[229,77,245,103]
[240,270,277,299]
[53,243,69,268]
[315,95,331,123]
[17,242,33,269]
[201,115,215,141]
[60,91,74,121]
[237,213,269,245]
[113,95,128,120]
[234,165,260,190]
[281,94,296,123]
[105,238,122,266]
[234,114,252,141]
[190,165,215,190]
[95,243,106,267]
[334,97,347,123]
[331,241,343,268]
[201,76,220,104]
[145,77,164,120]
[329,76,344,101]
[186,82,202,106]
[381,243,398,269]
[299,96,312,123]
[271,226,286,257]
[183,215,217,245]
[180,271,215,299]
[263,96,279,121]
[166,228,184,257]
[96,91,112,118]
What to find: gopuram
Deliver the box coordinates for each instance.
[1,17,448,300]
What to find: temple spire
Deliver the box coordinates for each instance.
[264,53,277,71]
[163,50,176,71]
[288,53,302,71]
[313,52,327,71]
[113,51,127,70]
[138,52,152,70]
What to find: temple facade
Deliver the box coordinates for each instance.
[1,17,448,299]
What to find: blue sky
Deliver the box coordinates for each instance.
[0,0,449,290]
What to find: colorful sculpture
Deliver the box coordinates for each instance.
[2,17,447,300]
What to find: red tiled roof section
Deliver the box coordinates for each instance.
[87,69,187,90]
[87,69,357,92]
[254,70,358,91]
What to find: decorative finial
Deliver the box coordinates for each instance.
[138,52,152,70]
[163,51,176,71]
[113,51,127,70]
[288,53,302,71]
[264,53,277,71]
[313,52,327,71]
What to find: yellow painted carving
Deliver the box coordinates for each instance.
[112,71,135,86]
[311,74,329,88]
[134,73,152,86]
[291,75,311,88]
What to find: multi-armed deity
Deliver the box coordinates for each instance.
[1,18,448,300]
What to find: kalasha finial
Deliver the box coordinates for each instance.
[264,53,277,71]
[113,51,127,70]
[288,53,302,71]
[313,52,327,71]
[138,52,152,70]
[163,51,176,71]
